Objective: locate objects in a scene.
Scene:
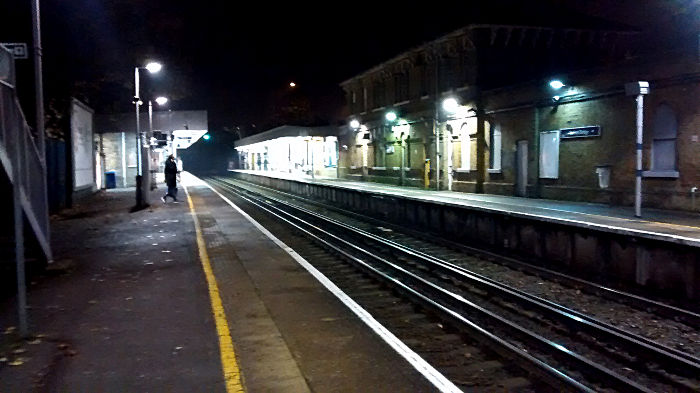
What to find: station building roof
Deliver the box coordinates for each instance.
[234,125,338,148]
[95,110,208,134]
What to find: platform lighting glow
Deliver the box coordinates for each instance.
[553,95,561,101]
[442,97,459,113]
[202,134,211,140]
[145,62,162,73]
[455,106,472,119]
[385,111,397,122]
[393,119,410,136]
[349,119,360,129]
[155,96,168,105]
[289,82,296,87]
[549,80,565,89]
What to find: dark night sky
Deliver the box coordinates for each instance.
[2,0,698,135]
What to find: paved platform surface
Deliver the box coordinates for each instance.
[0,174,437,392]
[230,170,700,244]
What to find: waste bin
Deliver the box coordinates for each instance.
[105,171,116,189]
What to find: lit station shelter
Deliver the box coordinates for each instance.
[234,125,339,179]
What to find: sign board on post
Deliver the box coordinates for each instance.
[0,43,29,59]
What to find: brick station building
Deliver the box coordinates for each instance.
[338,22,700,211]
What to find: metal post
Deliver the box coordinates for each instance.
[13,170,28,337]
[147,100,154,191]
[435,118,440,191]
[31,0,50,259]
[533,106,540,198]
[447,128,453,191]
[433,52,441,191]
[635,94,644,217]
[31,0,45,157]
[400,133,405,186]
[134,67,144,209]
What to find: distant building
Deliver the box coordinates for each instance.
[337,22,700,211]
[94,110,207,188]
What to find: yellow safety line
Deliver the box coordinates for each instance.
[186,188,244,393]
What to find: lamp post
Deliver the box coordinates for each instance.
[133,61,162,210]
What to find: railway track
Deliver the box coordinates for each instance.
[205,176,700,392]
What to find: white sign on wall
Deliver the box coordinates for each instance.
[539,130,560,179]
[71,99,95,191]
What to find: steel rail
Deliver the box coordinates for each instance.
[214,175,700,326]
[207,177,661,393]
[208,178,597,392]
[213,177,700,383]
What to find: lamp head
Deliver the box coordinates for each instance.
[155,96,168,106]
[442,97,459,113]
[145,62,162,74]
[549,80,565,90]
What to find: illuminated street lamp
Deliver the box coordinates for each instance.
[289,82,296,88]
[133,61,162,210]
[549,79,565,89]
[349,119,360,130]
[442,97,459,114]
[385,111,397,122]
[145,62,162,73]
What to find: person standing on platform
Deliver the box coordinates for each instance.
[162,155,180,203]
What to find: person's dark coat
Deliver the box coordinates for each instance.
[165,159,178,187]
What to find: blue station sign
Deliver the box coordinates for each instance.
[560,126,601,139]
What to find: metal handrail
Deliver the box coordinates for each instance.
[0,45,51,260]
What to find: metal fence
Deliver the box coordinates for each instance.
[0,45,51,260]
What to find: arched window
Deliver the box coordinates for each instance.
[651,104,678,172]
[489,123,502,172]
[459,120,473,170]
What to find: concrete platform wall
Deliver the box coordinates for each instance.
[231,171,700,301]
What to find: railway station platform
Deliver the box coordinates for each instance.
[0,173,443,392]
[230,170,700,241]
[229,170,700,301]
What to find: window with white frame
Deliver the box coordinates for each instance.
[490,123,502,171]
[459,121,471,170]
[651,104,678,172]
[324,138,338,167]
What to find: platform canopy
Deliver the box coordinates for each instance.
[234,125,337,148]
